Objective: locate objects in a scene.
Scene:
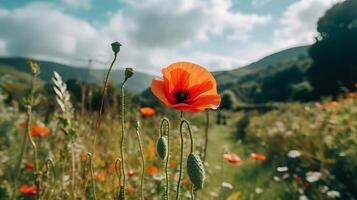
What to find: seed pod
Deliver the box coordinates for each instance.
[187,153,205,190]
[156,136,168,160]
[118,186,125,200]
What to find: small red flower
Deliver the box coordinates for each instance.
[127,169,135,177]
[146,165,159,175]
[24,162,34,170]
[140,107,155,117]
[250,153,267,161]
[95,170,105,182]
[19,184,37,196]
[224,153,241,165]
[31,123,50,137]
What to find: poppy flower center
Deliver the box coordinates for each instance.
[173,89,190,103]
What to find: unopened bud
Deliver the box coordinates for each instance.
[111,41,122,54]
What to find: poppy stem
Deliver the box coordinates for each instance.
[87,153,97,200]
[92,51,118,150]
[176,119,194,200]
[135,121,145,200]
[119,78,129,197]
[202,110,209,163]
[160,118,171,200]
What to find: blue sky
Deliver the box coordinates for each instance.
[0,0,342,74]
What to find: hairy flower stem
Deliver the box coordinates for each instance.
[119,78,129,198]
[92,52,118,149]
[26,105,41,200]
[160,118,171,200]
[88,153,97,200]
[176,119,194,200]
[135,122,145,200]
[202,110,209,163]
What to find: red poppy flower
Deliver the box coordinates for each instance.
[95,170,106,182]
[140,107,155,117]
[146,165,159,175]
[24,162,34,170]
[224,153,241,165]
[150,62,221,112]
[31,124,50,137]
[250,153,267,161]
[127,169,135,177]
[19,184,37,196]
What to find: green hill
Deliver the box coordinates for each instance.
[0,57,154,93]
[213,46,313,103]
[214,46,309,85]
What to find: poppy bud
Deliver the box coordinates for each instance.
[187,153,205,190]
[156,136,168,160]
[124,68,134,80]
[111,41,122,54]
[118,186,125,200]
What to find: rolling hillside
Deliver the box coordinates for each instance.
[214,46,309,84]
[213,46,313,103]
[0,57,154,93]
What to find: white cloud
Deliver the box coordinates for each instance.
[273,0,343,47]
[0,0,272,73]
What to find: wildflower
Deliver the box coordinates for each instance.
[250,153,267,161]
[327,190,340,198]
[221,182,233,189]
[80,153,88,161]
[30,123,50,137]
[150,62,221,112]
[24,162,34,170]
[277,166,288,172]
[224,153,241,165]
[288,150,301,158]
[227,191,241,200]
[108,162,116,174]
[146,165,159,175]
[95,170,105,182]
[127,169,135,177]
[19,184,37,196]
[140,107,155,117]
[255,187,263,194]
[299,195,309,200]
[306,171,322,183]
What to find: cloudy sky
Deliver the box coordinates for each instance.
[0,0,342,74]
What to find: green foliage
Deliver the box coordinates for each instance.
[220,90,237,110]
[308,0,357,98]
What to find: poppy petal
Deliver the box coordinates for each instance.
[151,79,171,106]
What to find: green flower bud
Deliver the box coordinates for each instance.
[125,68,134,80]
[157,136,168,160]
[187,153,205,190]
[111,41,122,54]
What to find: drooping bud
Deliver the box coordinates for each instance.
[187,153,205,190]
[124,68,134,80]
[156,136,168,160]
[111,41,122,54]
